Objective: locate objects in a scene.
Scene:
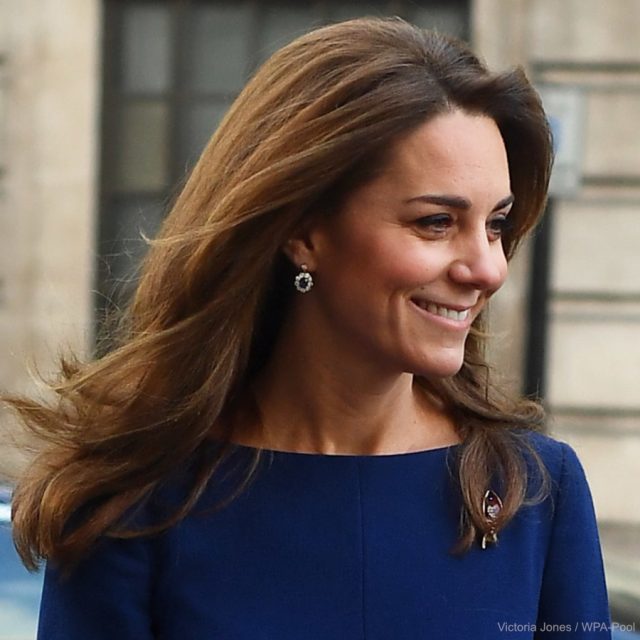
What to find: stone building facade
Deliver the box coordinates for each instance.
[0,0,99,476]
[476,0,640,527]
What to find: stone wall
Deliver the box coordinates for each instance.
[0,0,100,479]
[475,0,640,524]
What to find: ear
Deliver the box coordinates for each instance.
[281,223,324,272]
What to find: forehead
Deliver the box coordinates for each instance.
[381,109,510,195]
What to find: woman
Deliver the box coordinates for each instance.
[6,17,611,639]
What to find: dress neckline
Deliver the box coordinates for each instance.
[228,441,462,460]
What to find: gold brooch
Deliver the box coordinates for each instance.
[481,489,503,549]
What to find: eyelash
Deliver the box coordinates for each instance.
[415,213,511,239]
[415,214,452,232]
[489,215,511,237]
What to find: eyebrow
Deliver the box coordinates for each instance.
[405,193,515,212]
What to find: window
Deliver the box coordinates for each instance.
[98,0,469,331]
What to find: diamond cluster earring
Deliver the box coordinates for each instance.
[294,264,314,293]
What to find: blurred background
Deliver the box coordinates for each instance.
[0,0,639,638]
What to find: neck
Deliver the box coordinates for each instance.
[233,310,460,456]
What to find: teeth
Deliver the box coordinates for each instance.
[415,300,470,321]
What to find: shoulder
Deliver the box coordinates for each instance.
[512,428,583,475]
[509,429,596,513]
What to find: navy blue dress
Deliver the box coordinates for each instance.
[37,431,612,639]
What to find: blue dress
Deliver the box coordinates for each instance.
[37,431,612,639]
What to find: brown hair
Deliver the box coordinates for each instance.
[5,17,553,573]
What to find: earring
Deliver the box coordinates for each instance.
[294,264,314,293]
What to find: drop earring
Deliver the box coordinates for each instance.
[294,264,314,293]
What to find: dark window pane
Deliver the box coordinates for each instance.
[411,5,467,38]
[121,3,172,93]
[257,5,323,63]
[185,4,252,94]
[99,197,164,302]
[179,100,230,170]
[112,101,170,192]
[326,2,389,22]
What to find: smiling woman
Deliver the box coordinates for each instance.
[3,16,612,640]
[275,110,511,389]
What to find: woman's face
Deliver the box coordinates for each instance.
[299,109,512,379]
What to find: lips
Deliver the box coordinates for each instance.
[411,299,472,322]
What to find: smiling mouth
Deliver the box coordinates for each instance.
[411,299,471,322]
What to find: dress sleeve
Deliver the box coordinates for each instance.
[37,533,156,639]
[535,442,612,639]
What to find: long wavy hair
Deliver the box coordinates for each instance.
[5,17,553,573]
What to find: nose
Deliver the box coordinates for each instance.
[448,233,507,293]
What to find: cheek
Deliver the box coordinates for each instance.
[364,236,442,286]
[329,232,405,285]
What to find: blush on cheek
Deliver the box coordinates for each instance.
[375,243,436,282]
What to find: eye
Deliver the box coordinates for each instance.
[415,214,453,234]
[487,214,512,240]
